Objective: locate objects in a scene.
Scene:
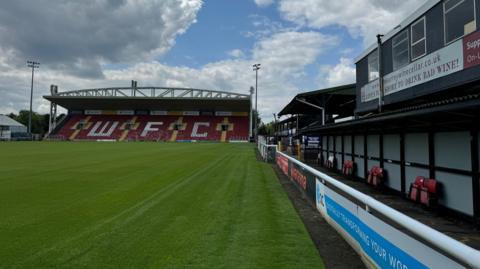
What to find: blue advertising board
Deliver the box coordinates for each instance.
[325,196,428,269]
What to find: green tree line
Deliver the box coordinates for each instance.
[7,110,50,135]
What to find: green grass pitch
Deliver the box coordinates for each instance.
[0,142,324,269]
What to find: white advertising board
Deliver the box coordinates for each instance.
[215,111,232,116]
[315,179,466,269]
[362,39,464,102]
[150,110,167,116]
[84,110,102,115]
[183,111,200,116]
[116,110,134,115]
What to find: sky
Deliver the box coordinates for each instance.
[0,0,426,121]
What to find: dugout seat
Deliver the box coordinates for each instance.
[420,178,439,207]
[409,176,425,202]
[367,166,383,187]
[342,160,355,176]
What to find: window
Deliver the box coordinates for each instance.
[411,17,426,60]
[392,30,409,70]
[444,0,476,44]
[368,49,379,81]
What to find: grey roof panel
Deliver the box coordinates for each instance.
[0,115,25,127]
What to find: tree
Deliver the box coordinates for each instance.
[252,109,262,137]
[258,120,275,136]
[8,110,50,135]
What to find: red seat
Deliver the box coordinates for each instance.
[420,178,438,207]
[51,114,250,142]
[367,166,383,187]
[342,160,354,176]
[409,176,425,202]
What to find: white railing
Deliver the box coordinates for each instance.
[277,151,480,269]
[257,137,277,162]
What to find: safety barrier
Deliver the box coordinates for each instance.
[276,151,480,269]
[257,141,277,163]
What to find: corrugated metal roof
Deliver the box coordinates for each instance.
[300,93,480,133]
[278,84,356,116]
[0,115,26,127]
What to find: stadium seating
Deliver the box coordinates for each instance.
[342,160,354,176]
[51,114,249,142]
[409,176,439,207]
[409,176,425,202]
[420,178,439,207]
[367,166,384,187]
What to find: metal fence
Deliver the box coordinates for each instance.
[257,137,277,163]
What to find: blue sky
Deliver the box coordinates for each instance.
[0,0,424,121]
[162,0,363,86]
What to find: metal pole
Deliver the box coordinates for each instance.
[253,63,260,141]
[27,61,39,140]
[255,68,258,140]
[377,34,384,113]
[249,87,254,140]
[29,65,34,137]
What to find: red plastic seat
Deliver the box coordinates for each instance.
[420,178,438,207]
[409,176,425,202]
[50,115,249,142]
[342,160,354,176]
[367,166,383,187]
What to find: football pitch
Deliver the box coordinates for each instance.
[0,142,324,269]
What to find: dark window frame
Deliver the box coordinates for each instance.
[411,17,427,61]
[443,0,477,45]
[392,29,410,71]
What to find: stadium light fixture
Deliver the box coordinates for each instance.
[252,63,261,141]
[27,60,40,139]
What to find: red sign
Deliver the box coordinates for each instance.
[276,154,289,176]
[463,31,480,69]
[291,166,307,190]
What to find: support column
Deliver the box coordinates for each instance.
[364,134,368,179]
[471,129,479,220]
[428,131,435,179]
[341,135,345,168]
[400,132,406,195]
[49,102,57,134]
[379,133,384,168]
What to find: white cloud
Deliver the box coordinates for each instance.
[227,49,245,58]
[278,0,427,46]
[0,31,338,123]
[105,31,338,121]
[318,58,356,87]
[0,0,203,77]
[254,0,274,7]
[243,14,294,39]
